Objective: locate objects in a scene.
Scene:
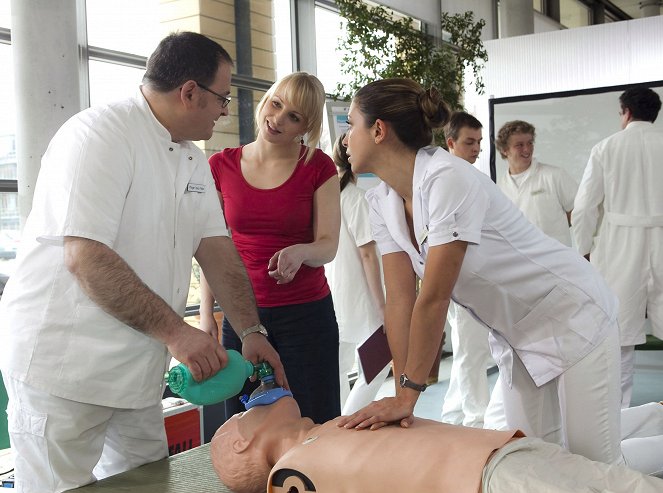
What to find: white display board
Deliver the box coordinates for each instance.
[489,82,663,184]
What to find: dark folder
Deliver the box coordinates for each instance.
[357,325,392,384]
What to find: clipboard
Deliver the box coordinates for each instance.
[357,325,392,384]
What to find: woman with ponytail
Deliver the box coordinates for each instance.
[337,78,622,467]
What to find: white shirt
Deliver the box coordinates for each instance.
[0,90,228,408]
[498,159,577,246]
[325,182,383,343]
[367,147,617,387]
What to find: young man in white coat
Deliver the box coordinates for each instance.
[441,112,498,429]
[496,121,578,247]
[572,86,663,408]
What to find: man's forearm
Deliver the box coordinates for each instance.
[64,236,183,343]
[196,236,260,333]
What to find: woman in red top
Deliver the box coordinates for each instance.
[201,72,341,423]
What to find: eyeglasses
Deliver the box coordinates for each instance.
[196,82,232,108]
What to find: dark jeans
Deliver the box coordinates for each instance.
[222,294,341,424]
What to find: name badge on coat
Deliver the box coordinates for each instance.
[187,183,206,193]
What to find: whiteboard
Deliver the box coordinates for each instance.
[489,81,663,184]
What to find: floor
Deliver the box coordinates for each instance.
[374,350,663,422]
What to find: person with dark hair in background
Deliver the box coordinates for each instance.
[337,78,622,466]
[326,134,389,415]
[573,86,663,409]
[0,32,285,493]
[440,111,499,429]
[495,120,577,247]
[199,72,341,425]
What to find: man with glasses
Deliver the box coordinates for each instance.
[573,87,663,409]
[0,31,287,493]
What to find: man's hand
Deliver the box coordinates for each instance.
[241,333,289,389]
[336,393,416,430]
[166,323,228,382]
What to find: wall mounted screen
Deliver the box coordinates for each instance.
[489,81,663,184]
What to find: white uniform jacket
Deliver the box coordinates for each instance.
[0,90,228,408]
[498,159,577,246]
[572,121,663,344]
[325,182,383,344]
[366,147,617,387]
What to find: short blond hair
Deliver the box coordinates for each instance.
[255,72,326,163]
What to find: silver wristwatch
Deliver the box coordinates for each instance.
[239,323,268,342]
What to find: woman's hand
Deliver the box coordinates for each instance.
[198,312,220,342]
[336,392,417,430]
[267,245,305,284]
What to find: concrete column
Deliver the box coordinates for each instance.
[640,0,662,17]
[499,0,534,38]
[11,0,85,225]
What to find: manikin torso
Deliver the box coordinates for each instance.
[267,417,520,493]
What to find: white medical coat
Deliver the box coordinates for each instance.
[498,159,577,246]
[0,91,228,408]
[367,146,617,387]
[572,121,663,344]
[325,182,383,343]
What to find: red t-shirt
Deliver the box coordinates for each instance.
[209,146,337,307]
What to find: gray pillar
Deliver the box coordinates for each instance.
[11,0,86,226]
[499,0,534,38]
[640,0,662,17]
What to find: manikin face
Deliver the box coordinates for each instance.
[211,396,309,493]
[342,101,374,175]
[259,93,308,144]
[192,62,232,141]
[447,126,482,164]
[503,132,534,170]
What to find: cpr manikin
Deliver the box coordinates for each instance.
[211,394,663,493]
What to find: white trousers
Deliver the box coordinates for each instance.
[484,437,663,493]
[491,328,622,464]
[441,302,494,428]
[620,402,663,476]
[621,345,635,408]
[339,341,390,415]
[3,375,168,493]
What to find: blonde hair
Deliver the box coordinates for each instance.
[255,72,326,163]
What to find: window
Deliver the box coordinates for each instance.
[0,38,17,285]
[533,0,544,13]
[560,0,591,28]
[85,0,161,57]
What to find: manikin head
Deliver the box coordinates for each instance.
[444,111,483,164]
[211,396,313,493]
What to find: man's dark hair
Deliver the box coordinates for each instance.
[444,111,483,141]
[619,87,662,123]
[143,31,233,92]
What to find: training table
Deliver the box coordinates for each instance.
[73,443,232,493]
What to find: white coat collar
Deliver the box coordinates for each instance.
[624,120,653,131]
